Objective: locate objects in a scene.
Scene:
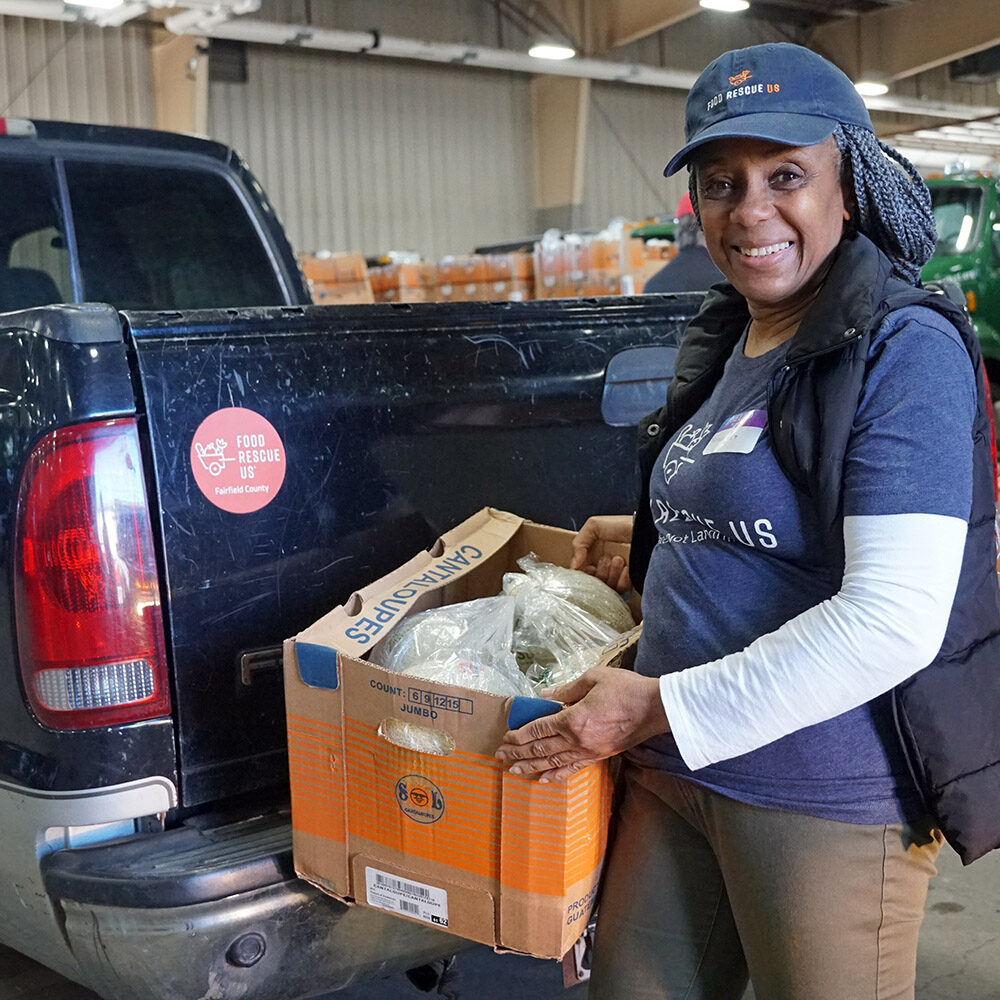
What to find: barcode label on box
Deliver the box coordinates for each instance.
[365,867,449,927]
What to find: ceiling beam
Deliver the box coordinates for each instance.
[864,94,1000,121]
[886,132,1000,157]
[586,0,703,54]
[809,0,1000,82]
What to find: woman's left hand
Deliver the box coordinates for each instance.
[495,667,670,782]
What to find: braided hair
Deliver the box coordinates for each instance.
[831,123,937,284]
[686,123,938,285]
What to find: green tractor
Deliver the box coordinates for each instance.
[922,171,1000,415]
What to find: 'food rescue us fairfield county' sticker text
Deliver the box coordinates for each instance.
[190,407,286,513]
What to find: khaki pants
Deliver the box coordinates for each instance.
[589,765,943,1000]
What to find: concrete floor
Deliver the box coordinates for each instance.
[914,842,1000,998]
[1,842,998,999]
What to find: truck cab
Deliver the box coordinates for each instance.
[0,118,309,313]
[922,171,1000,406]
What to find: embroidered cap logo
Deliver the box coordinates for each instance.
[728,70,752,86]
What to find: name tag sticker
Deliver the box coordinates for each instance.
[703,409,767,455]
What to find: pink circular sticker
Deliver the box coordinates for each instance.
[190,407,286,513]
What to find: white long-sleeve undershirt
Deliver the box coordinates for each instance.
[659,512,968,770]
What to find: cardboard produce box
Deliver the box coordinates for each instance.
[283,508,635,959]
[300,251,375,304]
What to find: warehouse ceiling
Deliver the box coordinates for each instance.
[2,0,998,169]
[533,0,1000,168]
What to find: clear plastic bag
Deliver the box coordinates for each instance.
[378,717,456,756]
[369,594,535,698]
[368,556,634,702]
[503,555,632,692]
[511,553,635,633]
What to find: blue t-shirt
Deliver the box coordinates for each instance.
[629,305,977,824]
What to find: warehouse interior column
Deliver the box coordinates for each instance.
[150,30,208,135]
[531,74,590,233]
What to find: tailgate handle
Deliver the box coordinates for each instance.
[601,346,677,427]
[240,646,283,686]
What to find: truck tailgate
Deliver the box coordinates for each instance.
[125,296,699,806]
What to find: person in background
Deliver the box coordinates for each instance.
[643,191,724,293]
[497,41,1000,999]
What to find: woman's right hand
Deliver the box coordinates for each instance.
[570,515,633,593]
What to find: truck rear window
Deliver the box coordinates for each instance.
[64,161,286,310]
[0,160,71,311]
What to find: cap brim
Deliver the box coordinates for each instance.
[663,113,839,176]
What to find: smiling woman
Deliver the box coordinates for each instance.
[693,135,850,351]
[496,41,1000,1000]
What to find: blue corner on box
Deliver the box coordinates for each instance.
[296,642,340,690]
[507,696,562,731]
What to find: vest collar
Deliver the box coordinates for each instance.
[680,233,899,373]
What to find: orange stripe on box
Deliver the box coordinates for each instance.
[292,710,611,895]
[345,800,501,879]
[288,712,339,729]
[342,743,513,829]
[501,832,608,894]
[343,773,503,841]
[500,772,612,893]
[290,812,344,843]
[287,761,338,785]
[286,752,339,778]
[343,736,501,787]
[289,753,340,775]
[289,772,339,797]
[289,798,344,842]
[345,760,502,827]
[290,774,342,800]
[344,790,504,850]
[343,719,499,771]
[499,793,611,837]
[343,734,504,819]
[341,743,504,881]
[287,718,341,740]
[288,716,346,843]
[287,743,336,762]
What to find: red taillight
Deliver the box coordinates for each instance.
[14,419,170,729]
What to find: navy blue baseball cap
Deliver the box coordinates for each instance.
[664,43,874,176]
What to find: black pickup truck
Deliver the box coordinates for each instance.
[0,118,696,1000]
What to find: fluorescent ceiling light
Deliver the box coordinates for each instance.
[66,0,125,8]
[528,41,576,60]
[528,43,575,60]
[855,80,890,97]
[699,0,750,11]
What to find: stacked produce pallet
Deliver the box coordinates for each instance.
[298,252,374,304]
[368,261,438,303]
[435,252,534,302]
[533,224,654,299]
[300,220,675,305]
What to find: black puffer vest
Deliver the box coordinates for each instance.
[630,234,1000,864]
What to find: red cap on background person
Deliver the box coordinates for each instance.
[675,191,695,221]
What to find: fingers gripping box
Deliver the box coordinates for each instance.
[283,508,628,959]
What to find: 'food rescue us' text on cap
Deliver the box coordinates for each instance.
[664,43,874,177]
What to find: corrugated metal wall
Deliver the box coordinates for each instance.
[209,46,536,259]
[0,15,153,126]
[583,83,688,231]
[207,0,700,255]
